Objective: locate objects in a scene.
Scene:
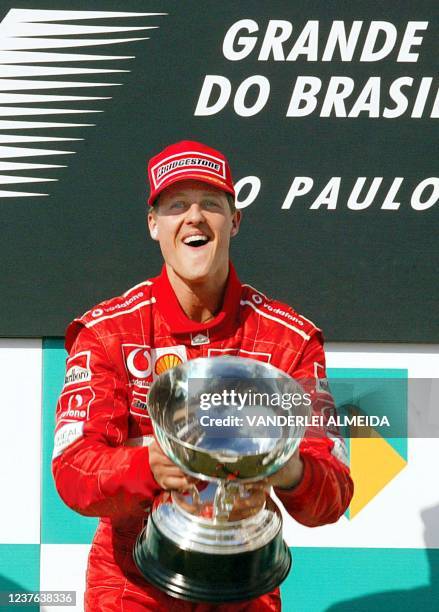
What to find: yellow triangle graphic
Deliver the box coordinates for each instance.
[349,427,406,519]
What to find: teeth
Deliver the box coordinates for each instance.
[184,235,208,245]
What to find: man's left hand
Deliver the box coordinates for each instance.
[265,448,304,490]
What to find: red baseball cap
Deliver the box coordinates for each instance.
[147,140,235,206]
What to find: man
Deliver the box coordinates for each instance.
[53,140,353,611]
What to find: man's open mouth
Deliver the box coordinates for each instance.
[182,235,210,248]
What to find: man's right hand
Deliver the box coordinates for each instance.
[149,440,198,491]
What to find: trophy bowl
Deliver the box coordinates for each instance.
[134,357,310,603]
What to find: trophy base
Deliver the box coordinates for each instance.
[133,512,292,603]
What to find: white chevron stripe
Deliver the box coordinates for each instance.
[0,136,81,143]
[0,36,149,51]
[0,162,66,170]
[0,189,48,197]
[0,120,94,129]
[5,24,154,37]
[0,79,121,90]
[0,146,74,158]
[0,108,101,116]
[0,175,56,184]
[3,10,164,21]
[0,52,135,63]
[0,66,128,76]
[0,9,167,198]
[0,94,111,103]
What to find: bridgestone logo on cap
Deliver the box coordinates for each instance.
[157,158,220,179]
[151,151,226,188]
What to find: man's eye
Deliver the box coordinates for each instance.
[170,201,186,210]
[203,200,220,209]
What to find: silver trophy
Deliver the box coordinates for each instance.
[134,357,310,603]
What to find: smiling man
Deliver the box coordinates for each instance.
[148,179,240,323]
[52,140,353,611]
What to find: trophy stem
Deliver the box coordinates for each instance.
[213,481,235,522]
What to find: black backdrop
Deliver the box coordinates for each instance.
[0,0,437,341]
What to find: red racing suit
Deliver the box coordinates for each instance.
[52,263,353,611]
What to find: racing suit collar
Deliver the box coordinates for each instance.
[154,262,242,338]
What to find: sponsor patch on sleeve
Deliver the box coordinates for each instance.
[56,386,95,425]
[52,421,84,459]
[64,351,91,387]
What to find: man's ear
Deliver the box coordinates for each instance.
[230,210,242,238]
[148,212,159,241]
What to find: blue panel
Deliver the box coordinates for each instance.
[281,547,435,612]
[328,368,408,460]
[0,545,39,611]
[41,338,98,544]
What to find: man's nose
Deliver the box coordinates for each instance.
[185,203,205,223]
